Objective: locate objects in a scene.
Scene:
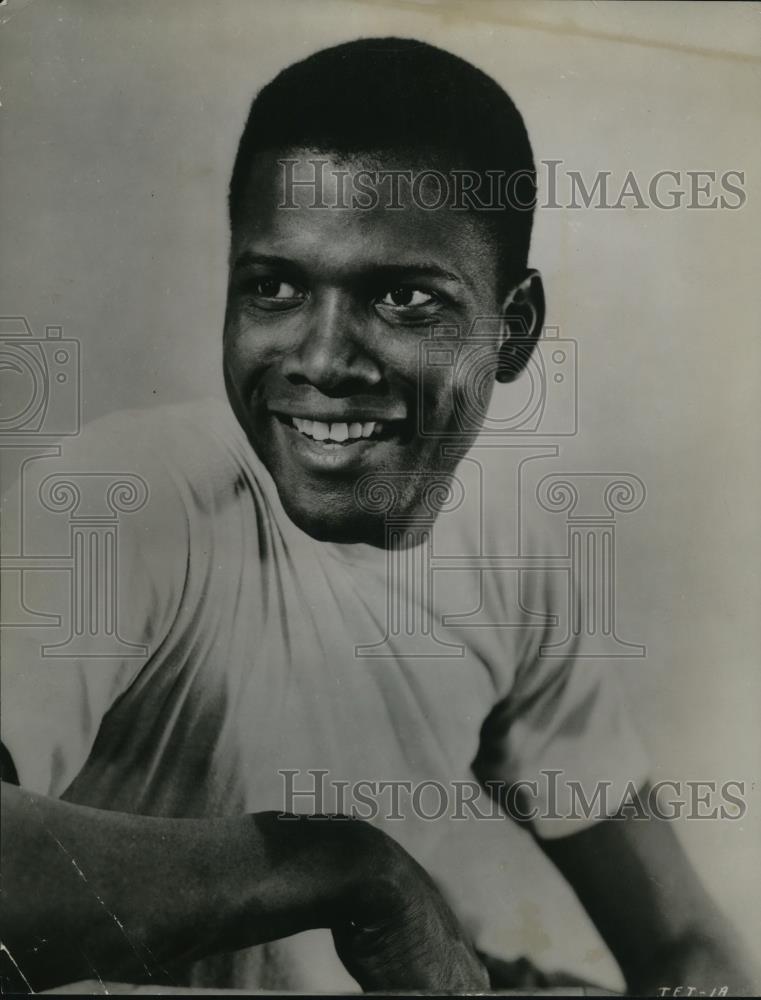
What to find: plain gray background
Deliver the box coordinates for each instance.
[1,0,760,989]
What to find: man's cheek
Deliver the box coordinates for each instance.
[417,372,458,438]
[226,311,283,361]
[450,351,500,433]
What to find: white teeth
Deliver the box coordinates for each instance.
[290,416,385,442]
[329,422,348,442]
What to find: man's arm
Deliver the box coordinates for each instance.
[0,782,488,992]
[536,783,759,996]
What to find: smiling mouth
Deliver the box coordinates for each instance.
[275,414,404,445]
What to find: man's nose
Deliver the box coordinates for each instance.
[281,291,381,394]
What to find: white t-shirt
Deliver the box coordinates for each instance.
[1,397,649,990]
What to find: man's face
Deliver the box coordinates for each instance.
[223,150,507,544]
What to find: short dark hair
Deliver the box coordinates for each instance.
[229,37,536,284]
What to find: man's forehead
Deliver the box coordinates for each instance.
[233,148,500,283]
[242,147,432,206]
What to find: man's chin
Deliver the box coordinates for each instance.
[279,492,386,546]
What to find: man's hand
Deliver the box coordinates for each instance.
[1,783,485,992]
[535,783,759,996]
[332,824,488,991]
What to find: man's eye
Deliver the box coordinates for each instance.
[253,278,304,300]
[378,287,436,309]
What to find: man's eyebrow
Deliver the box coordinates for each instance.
[232,251,465,286]
[364,262,464,284]
[232,251,298,274]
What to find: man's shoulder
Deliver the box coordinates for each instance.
[75,396,240,457]
[8,397,273,560]
[60,396,256,504]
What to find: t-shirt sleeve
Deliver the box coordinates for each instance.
[1,411,187,796]
[474,531,651,840]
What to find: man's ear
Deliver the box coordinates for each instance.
[496,269,545,384]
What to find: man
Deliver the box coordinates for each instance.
[0,38,756,994]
